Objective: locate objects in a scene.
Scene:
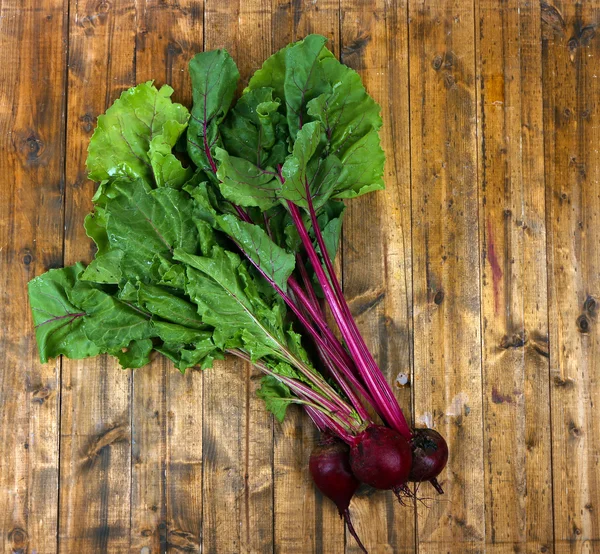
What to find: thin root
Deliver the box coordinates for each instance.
[342,509,368,553]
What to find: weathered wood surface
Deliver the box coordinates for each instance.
[1,1,599,552]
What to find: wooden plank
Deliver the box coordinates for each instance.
[269,4,345,553]
[201,2,275,552]
[339,0,416,552]
[542,1,600,551]
[0,0,68,552]
[477,0,553,551]
[58,1,136,552]
[131,2,204,552]
[407,1,485,552]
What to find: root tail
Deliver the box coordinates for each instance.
[342,509,368,553]
[429,478,444,495]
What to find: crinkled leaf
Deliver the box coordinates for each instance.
[256,375,294,422]
[214,148,280,211]
[174,248,286,359]
[87,82,190,183]
[306,56,382,156]
[68,283,154,350]
[334,128,385,198]
[105,180,198,281]
[113,339,153,369]
[187,50,240,174]
[216,214,295,291]
[137,282,206,329]
[246,35,332,139]
[84,207,109,255]
[80,249,123,284]
[220,87,288,168]
[28,264,101,363]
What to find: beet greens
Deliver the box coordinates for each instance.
[28,35,448,553]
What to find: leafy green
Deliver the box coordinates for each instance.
[187,50,240,174]
[256,375,294,422]
[87,82,190,184]
[28,264,101,363]
[28,36,387,425]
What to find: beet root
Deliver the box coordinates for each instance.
[408,428,448,494]
[349,425,413,491]
[309,434,367,553]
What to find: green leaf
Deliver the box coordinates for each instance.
[105,180,198,281]
[334,128,385,198]
[84,207,109,255]
[112,339,153,369]
[280,121,322,207]
[246,35,332,139]
[87,82,190,184]
[69,283,154,351]
[152,321,212,344]
[149,124,194,189]
[256,374,294,422]
[28,264,101,363]
[220,87,288,168]
[187,50,240,174]
[306,56,382,156]
[214,148,280,211]
[174,248,286,359]
[80,249,123,284]
[137,282,206,329]
[216,214,295,291]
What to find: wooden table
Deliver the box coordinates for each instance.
[1,1,598,552]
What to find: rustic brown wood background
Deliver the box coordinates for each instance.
[1,0,599,552]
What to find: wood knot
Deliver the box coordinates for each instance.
[433,290,444,305]
[80,113,95,134]
[576,314,591,333]
[8,527,28,551]
[568,421,582,438]
[32,386,51,404]
[580,25,596,47]
[341,33,371,64]
[553,376,575,388]
[22,132,44,162]
[432,54,443,71]
[167,42,183,56]
[584,295,597,316]
[541,2,566,35]
[500,330,528,349]
[22,250,32,266]
[167,529,200,551]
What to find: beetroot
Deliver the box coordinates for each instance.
[309,434,367,553]
[349,425,412,490]
[408,428,448,494]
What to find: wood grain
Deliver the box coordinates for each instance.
[1,1,600,552]
[269,2,346,553]
[542,1,600,552]
[131,2,204,552]
[340,0,416,552]
[477,0,554,551]
[201,2,275,553]
[408,0,485,552]
[0,0,68,552]
[59,1,136,552]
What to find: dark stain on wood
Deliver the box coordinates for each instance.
[491,387,513,405]
[341,32,371,64]
[541,2,566,35]
[486,219,503,314]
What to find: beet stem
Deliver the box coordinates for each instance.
[342,509,368,554]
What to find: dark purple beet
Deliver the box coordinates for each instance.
[309,434,367,553]
[349,425,412,491]
[408,428,448,494]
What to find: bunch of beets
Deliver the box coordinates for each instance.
[28,35,448,552]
